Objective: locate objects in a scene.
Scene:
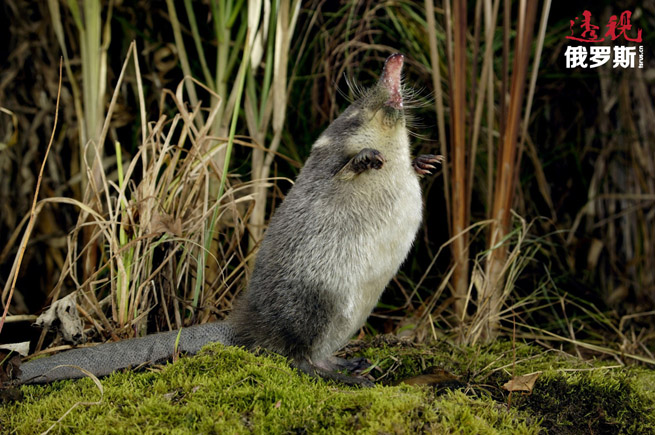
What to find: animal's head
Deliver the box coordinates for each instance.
[315,54,409,153]
[354,53,406,126]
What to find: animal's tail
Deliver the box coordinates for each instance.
[17,322,237,384]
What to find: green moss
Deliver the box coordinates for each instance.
[434,390,540,435]
[352,337,655,433]
[514,370,655,434]
[2,340,654,434]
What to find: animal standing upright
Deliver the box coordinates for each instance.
[16,53,443,386]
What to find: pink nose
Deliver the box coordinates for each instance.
[381,53,404,109]
[384,53,404,72]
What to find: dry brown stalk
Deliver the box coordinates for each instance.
[449,0,470,322]
[481,0,538,341]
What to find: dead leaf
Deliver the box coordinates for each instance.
[502,371,542,393]
[35,293,85,344]
[0,341,30,356]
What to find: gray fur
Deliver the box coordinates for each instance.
[16,53,424,386]
[233,53,422,372]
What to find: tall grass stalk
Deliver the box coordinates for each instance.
[166,0,247,177]
[48,0,112,194]
[424,0,451,233]
[247,0,302,246]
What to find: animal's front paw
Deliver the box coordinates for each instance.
[412,154,444,175]
[351,148,386,174]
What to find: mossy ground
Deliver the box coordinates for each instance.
[1,339,654,434]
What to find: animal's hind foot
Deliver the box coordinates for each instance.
[294,358,375,387]
[326,356,372,374]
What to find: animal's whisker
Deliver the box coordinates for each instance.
[343,74,368,102]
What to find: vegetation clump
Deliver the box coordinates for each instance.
[2,340,654,434]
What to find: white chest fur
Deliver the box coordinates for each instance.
[311,132,423,360]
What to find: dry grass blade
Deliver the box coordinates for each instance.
[514,322,655,366]
[165,0,202,130]
[29,36,258,339]
[468,0,500,212]
[518,0,551,153]
[467,213,534,344]
[40,365,103,435]
[424,0,451,225]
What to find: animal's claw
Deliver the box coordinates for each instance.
[352,148,386,173]
[413,154,444,175]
